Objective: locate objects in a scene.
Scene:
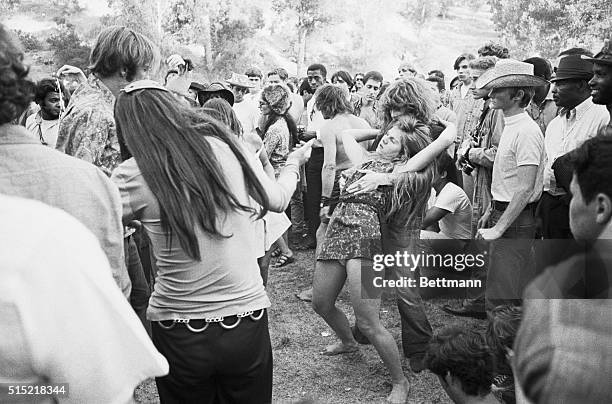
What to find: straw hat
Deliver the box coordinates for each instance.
[583,39,612,66]
[201,82,235,106]
[226,72,255,88]
[475,59,549,89]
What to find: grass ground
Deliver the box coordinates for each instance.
[134,246,485,404]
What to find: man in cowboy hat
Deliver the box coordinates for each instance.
[474,59,547,311]
[539,55,609,242]
[585,39,612,125]
[227,72,259,137]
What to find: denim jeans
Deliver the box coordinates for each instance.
[485,207,537,311]
[383,223,432,359]
[304,148,324,241]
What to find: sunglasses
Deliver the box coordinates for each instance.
[121,80,169,94]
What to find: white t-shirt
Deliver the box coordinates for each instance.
[233,98,261,137]
[0,195,168,404]
[429,183,472,239]
[491,112,545,203]
[25,112,59,148]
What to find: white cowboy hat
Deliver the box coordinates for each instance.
[475,59,548,89]
[226,72,255,88]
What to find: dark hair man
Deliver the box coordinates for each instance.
[523,56,557,134]
[296,62,328,301]
[516,134,612,404]
[25,78,67,148]
[424,327,497,404]
[448,53,480,189]
[540,55,609,242]
[585,38,612,125]
[478,42,509,59]
[357,70,383,128]
[245,66,263,97]
[475,59,547,310]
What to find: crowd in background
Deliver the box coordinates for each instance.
[1,20,612,404]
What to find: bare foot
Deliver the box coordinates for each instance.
[386,377,410,404]
[295,287,313,302]
[320,342,359,356]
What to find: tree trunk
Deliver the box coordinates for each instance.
[297,27,307,77]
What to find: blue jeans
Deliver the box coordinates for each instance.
[485,207,537,311]
[383,223,432,359]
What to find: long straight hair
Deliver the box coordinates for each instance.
[385,117,434,226]
[115,88,269,260]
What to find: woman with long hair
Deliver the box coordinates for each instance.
[203,97,292,285]
[312,116,452,404]
[259,84,299,267]
[111,80,311,403]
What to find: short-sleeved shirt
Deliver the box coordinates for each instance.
[429,182,472,239]
[491,112,545,203]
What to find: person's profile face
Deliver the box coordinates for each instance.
[42,91,61,119]
[231,85,249,103]
[469,69,489,99]
[307,69,325,91]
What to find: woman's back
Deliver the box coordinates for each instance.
[113,137,270,321]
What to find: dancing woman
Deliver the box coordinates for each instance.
[111,80,311,403]
[312,117,455,404]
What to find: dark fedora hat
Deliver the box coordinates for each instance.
[199,82,235,106]
[583,38,612,66]
[551,55,594,82]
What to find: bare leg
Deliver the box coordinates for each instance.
[312,259,358,354]
[297,222,328,300]
[346,258,409,403]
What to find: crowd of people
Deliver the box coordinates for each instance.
[1,20,612,404]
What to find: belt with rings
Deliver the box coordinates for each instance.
[156,309,265,333]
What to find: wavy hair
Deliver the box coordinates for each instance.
[0,24,34,124]
[115,87,269,260]
[424,326,494,397]
[378,77,435,129]
[315,84,353,118]
[384,116,434,225]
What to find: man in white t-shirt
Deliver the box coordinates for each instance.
[0,195,168,404]
[227,72,260,137]
[474,59,547,310]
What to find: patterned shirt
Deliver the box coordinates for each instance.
[263,118,290,176]
[56,74,120,175]
[449,85,484,147]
